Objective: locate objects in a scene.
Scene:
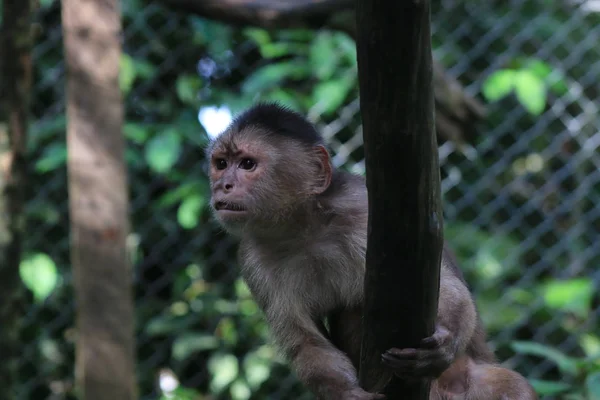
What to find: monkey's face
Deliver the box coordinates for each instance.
[207,133,295,232]
[207,128,332,235]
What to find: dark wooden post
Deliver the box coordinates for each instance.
[62,0,137,399]
[356,1,443,399]
[0,0,33,398]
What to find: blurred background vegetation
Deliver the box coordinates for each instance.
[3,0,600,399]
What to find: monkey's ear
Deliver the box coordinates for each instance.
[313,145,332,194]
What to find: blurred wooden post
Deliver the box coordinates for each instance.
[62,0,137,399]
[356,1,443,399]
[0,0,33,398]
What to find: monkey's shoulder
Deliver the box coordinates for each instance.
[320,170,368,222]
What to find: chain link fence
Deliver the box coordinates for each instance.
[16,0,600,399]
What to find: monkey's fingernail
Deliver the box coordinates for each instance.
[398,348,418,356]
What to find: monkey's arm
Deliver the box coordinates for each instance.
[264,305,384,400]
[381,258,477,378]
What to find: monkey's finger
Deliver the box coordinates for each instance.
[383,348,418,359]
[420,337,439,349]
[382,350,449,367]
[384,348,442,362]
[381,353,423,368]
[420,326,451,348]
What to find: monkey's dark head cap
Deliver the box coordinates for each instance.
[231,102,324,146]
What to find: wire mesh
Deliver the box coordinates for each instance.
[16,0,600,399]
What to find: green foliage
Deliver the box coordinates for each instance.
[177,194,206,229]
[22,2,600,399]
[447,222,600,398]
[482,58,569,115]
[241,28,359,116]
[542,278,594,318]
[19,253,59,302]
[35,143,66,173]
[144,128,183,174]
[512,341,600,398]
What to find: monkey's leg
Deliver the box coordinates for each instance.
[328,306,364,370]
[462,362,538,400]
[428,357,537,400]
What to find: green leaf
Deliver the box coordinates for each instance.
[230,379,251,400]
[244,28,271,47]
[35,143,66,173]
[260,43,299,59]
[172,333,220,361]
[156,182,206,208]
[119,54,137,94]
[146,314,198,337]
[514,70,547,115]
[523,59,569,95]
[176,74,203,105]
[337,32,358,67]
[124,123,150,144]
[217,317,238,346]
[511,341,580,376]
[244,28,295,58]
[20,253,59,302]
[586,372,600,400]
[263,89,303,111]
[313,76,354,115]
[482,69,516,102]
[310,32,339,80]
[581,334,600,357]
[145,129,182,173]
[528,379,572,396]
[243,349,272,389]
[132,59,157,79]
[525,59,553,79]
[242,62,308,94]
[177,194,206,229]
[543,278,593,318]
[159,387,201,400]
[209,353,240,393]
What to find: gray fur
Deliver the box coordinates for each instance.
[206,114,537,400]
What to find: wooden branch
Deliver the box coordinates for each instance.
[357,1,443,399]
[62,0,136,399]
[0,0,33,398]
[162,0,354,30]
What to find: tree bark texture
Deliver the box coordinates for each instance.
[62,1,137,399]
[160,0,485,145]
[0,0,33,398]
[356,1,444,399]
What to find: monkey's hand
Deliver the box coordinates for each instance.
[341,388,386,400]
[380,324,455,379]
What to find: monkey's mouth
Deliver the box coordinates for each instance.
[214,201,247,213]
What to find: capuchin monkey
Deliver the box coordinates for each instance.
[206,103,537,400]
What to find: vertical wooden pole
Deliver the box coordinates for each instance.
[62,0,137,399]
[356,1,443,399]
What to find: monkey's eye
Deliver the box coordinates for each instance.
[215,159,227,170]
[239,158,256,170]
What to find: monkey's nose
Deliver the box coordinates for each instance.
[225,183,233,191]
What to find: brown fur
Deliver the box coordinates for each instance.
[207,108,537,400]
